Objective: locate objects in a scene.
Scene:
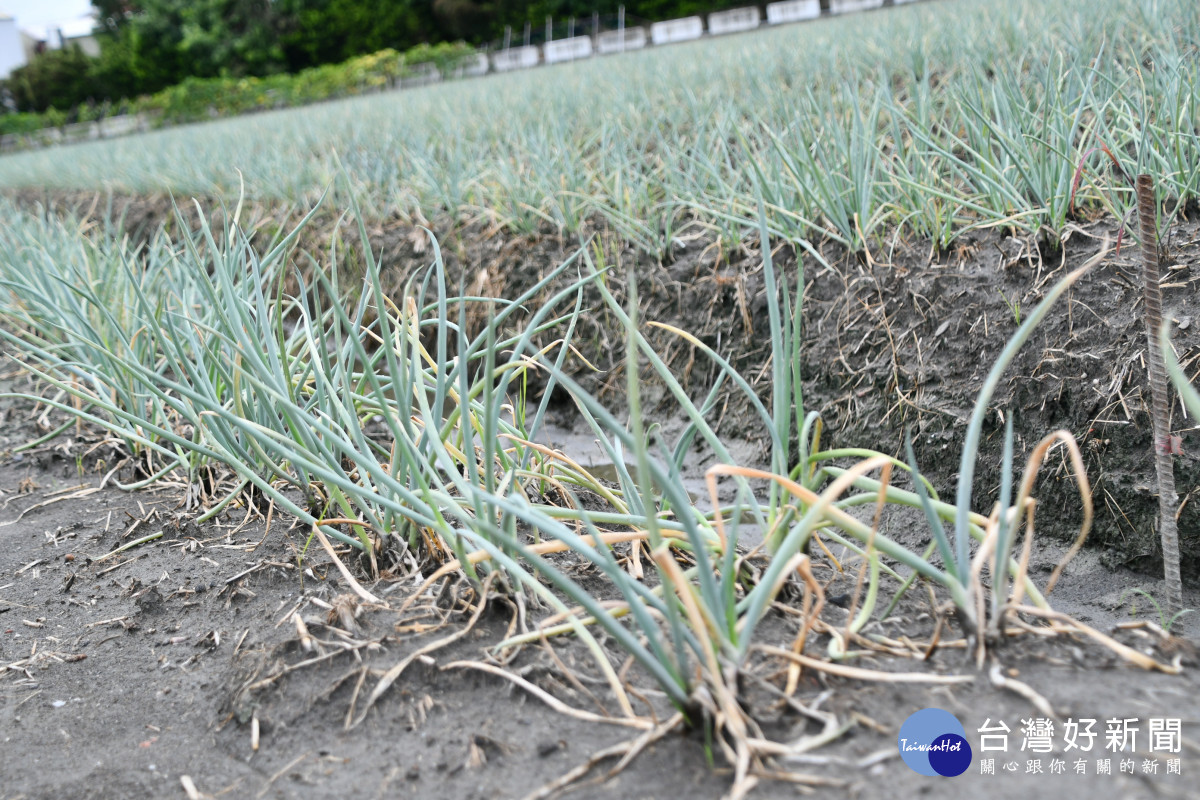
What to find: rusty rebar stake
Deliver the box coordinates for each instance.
[1136,174,1182,615]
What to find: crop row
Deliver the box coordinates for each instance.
[2,0,1194,255]
[5,196,1183,782]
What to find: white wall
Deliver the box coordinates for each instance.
[64,33,100,58]
[766,0,821,25]
[708,7,761,35]
[650,17,704,45]
[491,46,540,72]
[544,36,592,64]
[597,28,647,54]
[0,18,27,79]
[830,0,884,13]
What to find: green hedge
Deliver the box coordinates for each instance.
[0,112,55,137]
[0,41,476,140]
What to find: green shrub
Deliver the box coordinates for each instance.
[0,112,50,137]
[2,41,478,135]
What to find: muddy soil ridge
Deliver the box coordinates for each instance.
[2,191,1200,800]
[6,188,1200,583]
[1,347,1198,800]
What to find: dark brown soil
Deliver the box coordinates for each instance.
[2,190,1199,799]
[2,363,1198,800]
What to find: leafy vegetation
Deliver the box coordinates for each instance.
[0,0,1192,791]
[0,184,1176,794]
[1,42,476,133]
[5,0,754,114]
[2,0,1194,254]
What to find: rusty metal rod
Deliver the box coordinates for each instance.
[1136,173,1181,615]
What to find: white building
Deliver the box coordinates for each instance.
[23,11,101,58]
[0,13,26,79]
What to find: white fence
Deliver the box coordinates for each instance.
[399,64,442,88]
[708,7,762,35]
[0,113,154,151]
[491,46,540,72]
[3,0,938,153]
[596,27,648,54]
[766,0,821,25]
[829,0,884,13]
[98,115,145,137]
[650,16,704,45]
[453,53,490,78]
[544,36,594,64]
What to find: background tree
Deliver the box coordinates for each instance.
[6,45,98,113]
[1,0,760,114]
[275,0,436,71]
[432,0,495,42]
[119,0,284,86]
